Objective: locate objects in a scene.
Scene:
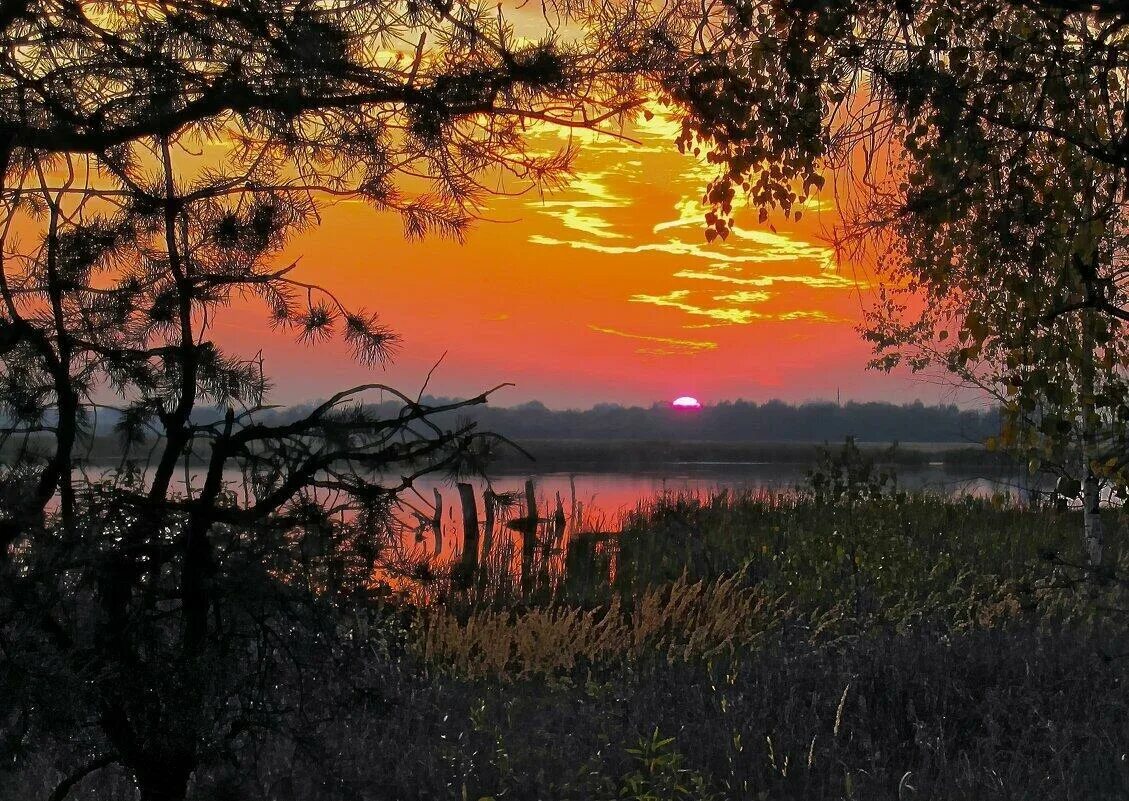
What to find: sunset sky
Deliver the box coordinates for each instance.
[218,110,957,410]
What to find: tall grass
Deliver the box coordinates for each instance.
[366,488,1129,800]
[15,486,1128,799]
[415,572,782,680]
[612,490,1108,633]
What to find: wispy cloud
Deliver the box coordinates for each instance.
[529,235,825,265]
[589,324,717,354]
[674,269,860,290]
[566,171,631,206]
[629,290,846,326]
[712,290,772,304]
[652,198,708,234]
[649,183,834,227]
[629,290,767,325]
[533,170,630,240]
[727,227,835,267]
[539,207,626,240]
[777,310,845,322]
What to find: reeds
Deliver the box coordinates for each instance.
[414,572,783,680]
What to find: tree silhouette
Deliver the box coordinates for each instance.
[674,0,1128,561]
[833,2,1129,563]
[0,1,709,798]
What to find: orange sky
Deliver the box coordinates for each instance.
[213,110,954,409]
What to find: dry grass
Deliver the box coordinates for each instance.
[414,572,783,680]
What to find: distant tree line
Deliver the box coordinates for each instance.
[249,398,1001,445]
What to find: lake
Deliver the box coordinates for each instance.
[408,461,1032,526]
[120,460,1032,526]
[65,459,1037,596]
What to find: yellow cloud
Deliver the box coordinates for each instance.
[567,171,631,206]
[539,206,625,240]
[629,290,767,325]
[674,269,859,290]
[529,235,823,265]
[589,325,717,353]
[776,310,844,322]
[652,198,712,234]
[712,290,772,304]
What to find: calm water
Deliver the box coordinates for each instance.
[408,462,1032,527]
[72,462,1034,591]
[378,464,1035,584]
[124,461,1031,522]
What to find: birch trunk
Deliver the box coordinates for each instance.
[1080,307,1103,568]
[1082,445,1104,568]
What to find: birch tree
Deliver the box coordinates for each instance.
[677,0,1129,566]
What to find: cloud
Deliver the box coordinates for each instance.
[652,198,716,235]
[654,204,833,257]
[776,310,845,322]
[567,170,632,206]
[674,269,860,290]
[712,290,772,304]
[629,290,767,325]
[629,289,847,327]
[529,235,826,266]
[539,206,626,240]
[589,324,717,354]
[533,169,632,240]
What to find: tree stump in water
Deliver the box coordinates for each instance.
[553,492,566,543]
[454,483,480,591]
[521,479,538,596]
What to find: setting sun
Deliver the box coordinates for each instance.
[672,396,702,409]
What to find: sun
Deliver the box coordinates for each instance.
[672,396,702,409]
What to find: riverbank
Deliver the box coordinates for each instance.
[7,487,1126,799]
[489,437,1007,472]
[8,434,1008,472]
[395,490,1129,800]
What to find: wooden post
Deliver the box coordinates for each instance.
[521,479,538,596]
[569,474,577,534]
[456,483,480,590]
[431,487,443,557]
[524,479,538,523]
[553,491,566,543]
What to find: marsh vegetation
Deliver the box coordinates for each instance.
[3,0,1129,798]
[9,445,1129,800]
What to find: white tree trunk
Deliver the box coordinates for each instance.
[1082,454,1104,568]
[1080,305,1104,569]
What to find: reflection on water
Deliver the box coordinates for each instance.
[410,463,1032,525]
[71,461,1036,602]
[79,462,1034,523]
[107,458,1034,521]
[142,462,1033,530]
[382,463,1036,602]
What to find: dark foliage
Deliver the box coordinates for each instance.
[10,624,1124,800]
